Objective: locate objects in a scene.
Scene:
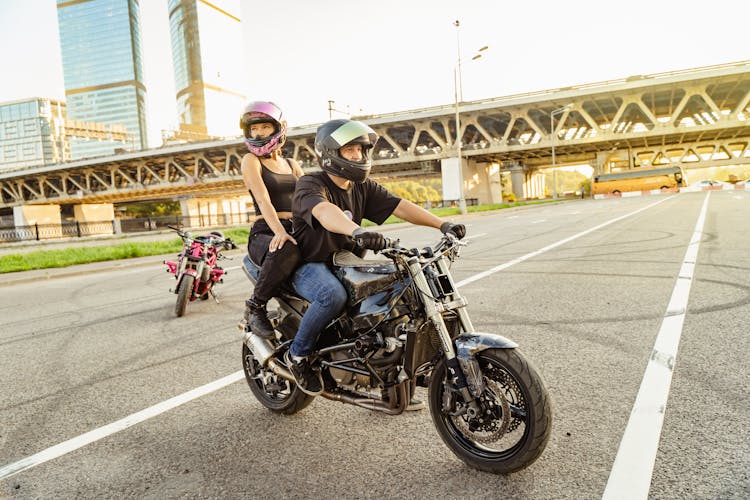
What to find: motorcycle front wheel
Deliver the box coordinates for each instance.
[242,343,314,415]
[174,274,194,317]
[428,348,551,474]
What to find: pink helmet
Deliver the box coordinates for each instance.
[239,101,287,157]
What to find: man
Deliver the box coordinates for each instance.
[285,119,465,395]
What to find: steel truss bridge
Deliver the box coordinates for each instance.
[1,61,749,208]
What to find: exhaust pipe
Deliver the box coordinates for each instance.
[267,358,295,382]
[243,332,277,367]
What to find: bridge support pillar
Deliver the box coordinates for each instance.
[526,171,546,199]
[13,205,63,238]
[464,161,503,205]
[13,205,61,226]
[74,204,114,222]
[508,165,526,200]
[74,204,114,235]
[441,157,466,204]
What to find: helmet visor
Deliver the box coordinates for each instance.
[242,101,283,123]
[326,120,377,149]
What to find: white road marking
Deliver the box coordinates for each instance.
[0,195,676,480]
[0,371,244,480]
[456,196,673,288]
[602,192,710,500]
[531,219,547,224]
[464,233,487,241]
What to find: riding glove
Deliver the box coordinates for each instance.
[440,222,466,239]
[352,228,387,251]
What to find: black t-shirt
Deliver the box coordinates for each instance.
[292,172,401,262]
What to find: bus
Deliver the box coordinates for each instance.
[592,166,687,196]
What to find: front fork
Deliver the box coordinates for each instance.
[177,257,203,294]
[406,255,483,412]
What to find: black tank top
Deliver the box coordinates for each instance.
[250,160,298,215]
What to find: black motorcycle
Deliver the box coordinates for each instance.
[241,234,551,474]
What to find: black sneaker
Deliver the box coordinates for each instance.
[284,351,323,396]
[245,299,275,339]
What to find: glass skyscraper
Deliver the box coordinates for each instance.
[168,0,245,140]
[0,98,68,172]
[57,0,148,159]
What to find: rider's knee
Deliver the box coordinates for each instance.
[275,242,302,268]
[317,279,347,312]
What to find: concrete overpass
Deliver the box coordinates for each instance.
[2,60,749,226]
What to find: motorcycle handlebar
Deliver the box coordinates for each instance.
[167,227,237,252]
[378,233,463,258]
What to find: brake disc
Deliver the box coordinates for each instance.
[452,378,511,444]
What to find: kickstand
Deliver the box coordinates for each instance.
[211,289,220,304]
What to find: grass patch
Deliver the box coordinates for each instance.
[0,241,182,273]
[0,227,251,274]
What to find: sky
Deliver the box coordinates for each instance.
[1,0,748,148]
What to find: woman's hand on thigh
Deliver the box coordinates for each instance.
[269,232,297,252]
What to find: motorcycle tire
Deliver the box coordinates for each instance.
[428,348,551,474]
[174,274,194,317]
[242,343,314,415]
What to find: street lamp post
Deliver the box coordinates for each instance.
[453,20,488,214]
[550,104,572,199]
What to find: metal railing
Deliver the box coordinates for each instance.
[0,220,116,242]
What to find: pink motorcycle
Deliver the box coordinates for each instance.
[164,225,237,317]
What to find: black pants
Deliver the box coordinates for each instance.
[247,219,301,304]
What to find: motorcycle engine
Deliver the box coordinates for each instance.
[327,329,404,391]
[328,351,374,388]
[329,351,357,386]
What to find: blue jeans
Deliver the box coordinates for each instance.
[289,262,348,357]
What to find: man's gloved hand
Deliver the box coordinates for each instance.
[440,222,466,239]
[352,227,387,251]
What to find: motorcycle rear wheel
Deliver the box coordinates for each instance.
[174,274,194,317]
[242,343,314,414]
[428,348,551,474]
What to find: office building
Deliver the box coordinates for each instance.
[57,0,148,159]
[168,0,245,141]
[0,98,68,172]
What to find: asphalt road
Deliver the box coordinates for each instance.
[1,192,748,499]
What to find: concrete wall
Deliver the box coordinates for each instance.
[13,204,63,238]
[73,203,114,222]
[180,195,252,227]
[13,205,62,226]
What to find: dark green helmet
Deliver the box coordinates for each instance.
[314,119,378,183]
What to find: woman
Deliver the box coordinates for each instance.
[240,101,304,339]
